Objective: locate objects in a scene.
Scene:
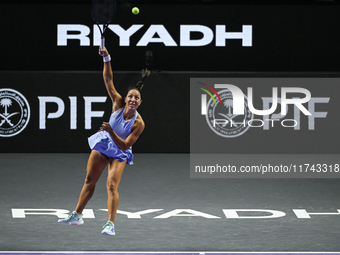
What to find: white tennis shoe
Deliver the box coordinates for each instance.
[58,211,84,225]
[101,221,115,236]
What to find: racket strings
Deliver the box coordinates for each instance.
[92,0,116,24]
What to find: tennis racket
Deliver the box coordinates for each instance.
[91,0,116,54]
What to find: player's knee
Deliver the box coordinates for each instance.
[107,182,118,196]
[84,175,97,187]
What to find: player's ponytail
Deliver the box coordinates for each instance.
[135,68,151,92]
[135,81,144,91]
[124,69,151,101]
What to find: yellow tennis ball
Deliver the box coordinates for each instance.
[132,7,139,15]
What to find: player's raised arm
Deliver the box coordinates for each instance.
[99,47,123,111]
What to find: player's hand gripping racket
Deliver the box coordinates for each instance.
[91,0,116,54]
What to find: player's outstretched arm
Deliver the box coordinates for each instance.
[99,47,123,111]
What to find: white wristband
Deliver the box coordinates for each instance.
[103,55,111,63]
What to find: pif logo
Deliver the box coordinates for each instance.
[198,82,328,138]
[0,88,30,137]
[198,83,253,138]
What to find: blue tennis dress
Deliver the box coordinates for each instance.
[88,107,138,165]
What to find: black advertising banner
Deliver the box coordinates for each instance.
[2,72,340,153]
[1,3,340,72]
[0,71,191,153]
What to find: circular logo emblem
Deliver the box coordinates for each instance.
[206,89,253,138]
[0,88,30,137]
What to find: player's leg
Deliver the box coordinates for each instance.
[58,150,109,225]
[101,159,127,235]
[75,150,110,213]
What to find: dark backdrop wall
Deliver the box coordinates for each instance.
[1,3,340,72]
[1,2,339,153]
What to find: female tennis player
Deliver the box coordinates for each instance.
[58,47,146,236]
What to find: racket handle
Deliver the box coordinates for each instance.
[101,37,105,50]
[100,37,105,56]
